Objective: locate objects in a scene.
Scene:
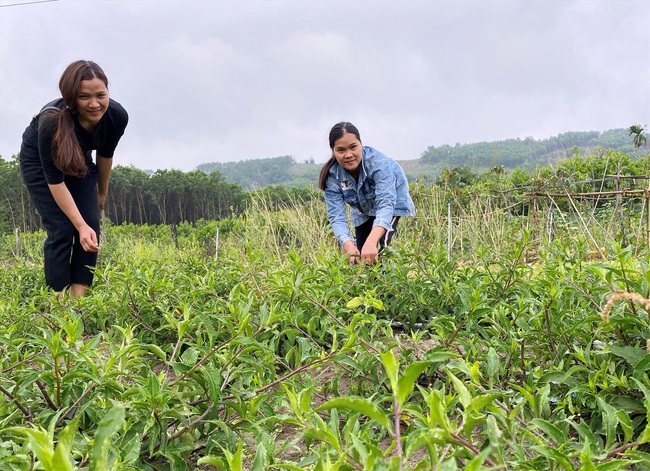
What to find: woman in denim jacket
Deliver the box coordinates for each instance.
[318,122,415,264]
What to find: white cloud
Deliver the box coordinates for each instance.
[0,0,648,169]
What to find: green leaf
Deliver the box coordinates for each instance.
[423,349,459,363]
[532,418,567,445]
[615,409,633,444]
[530,445,574,471]
[201,366,222,402]
[346,298,363,309]
[596,397,619,449]
[9,427,53,469]
[631,378,650,443]
[90,405,125,471]
[299,386,314,416]
[608,345,647,366]
[621,450,650,467]
[467,393,501,413]
[316,397,392,431]
[197,456,226,470]
[512,384,537,416]
[538,365,589,386]
[55,415,80,467]
[486,347,499,383]
[143,343,167,362]
[223,441,244,471]
[396,361,432,408]
[485,415,501,447]
[463,447,491,471]
[403,428,450,457]
[570,420,599,447]
[380,350,399,394]
[447,371,471,409]
[250,441,268,471]
[579,437,597,470]
[633,354,650,382]
[425,388,452,432]
[610,395,645,414]
[51,443,75,471]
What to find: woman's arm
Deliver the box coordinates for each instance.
[97,155,113,211]
[47,183,99,253]
[323,179,361,263]
[360,225,386,264]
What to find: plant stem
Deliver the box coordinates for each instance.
[36,380,58,411]
[173,330,242,383]
[607,440,643,457]
[300,291,379,354]
[520,339,527,383]
[544,303,558,359]
[223,351,338,400]
[393,396,403,471]
[55,382,96,427]
[168,402,214,442]
[52,355,62,407]
[449,431,499,468]
[0,383,32,423]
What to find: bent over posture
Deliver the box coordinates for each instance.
[20,60,128,297]
[318,122,415,264]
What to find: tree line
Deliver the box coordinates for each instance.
[2,151,648,235]
[0,157,322,234]
[418,128,647,170]
[1,126,647,234]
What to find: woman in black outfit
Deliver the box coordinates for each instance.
[20,60,128,297]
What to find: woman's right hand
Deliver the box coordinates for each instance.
[343,240,360,264]
[48,183,99,252]
[78,224,100,252]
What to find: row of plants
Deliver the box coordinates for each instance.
[1,188,649,470]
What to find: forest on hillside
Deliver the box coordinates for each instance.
[0,126,647,233]
[1,148,648,234]
[196,128,646,189]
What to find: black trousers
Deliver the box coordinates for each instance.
[21,159,100,291]
[354,216,400,251]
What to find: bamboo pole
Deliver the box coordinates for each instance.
[14,227,20,258]
[447,197,451,262]
[646,185,650,249]
[525,189,646,198]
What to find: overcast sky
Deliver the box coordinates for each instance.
[1,0,648,172]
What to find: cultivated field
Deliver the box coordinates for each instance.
[1,189,649,470]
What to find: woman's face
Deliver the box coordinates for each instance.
[333,132,362,177]
[76,77,109,130]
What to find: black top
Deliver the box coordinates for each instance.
[21,98,128,184]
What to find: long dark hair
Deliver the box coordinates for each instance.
[50,60,109,177]
[317,122,361,190]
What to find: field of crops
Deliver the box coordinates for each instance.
[1,192,649,471]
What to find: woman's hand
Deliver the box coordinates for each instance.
[360,226,386,264]
[342,240,361,264]
[48,183,99,252]
[78,224,100,252]
[360,241,380,264]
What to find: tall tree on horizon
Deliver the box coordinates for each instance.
[628,124,648,149]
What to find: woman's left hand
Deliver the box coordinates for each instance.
[360,242,379,264]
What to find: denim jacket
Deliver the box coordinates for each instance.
[323,146,415,246]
